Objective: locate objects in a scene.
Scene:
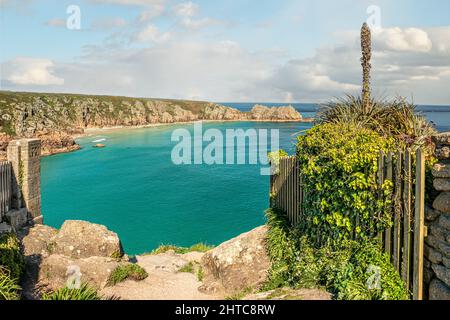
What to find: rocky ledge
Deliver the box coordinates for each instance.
[17,221,329,300]
[0,91,313,159]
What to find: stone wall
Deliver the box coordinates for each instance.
[425,133,450,300]
[0,138,42,234]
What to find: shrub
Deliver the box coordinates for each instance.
[148,243,213,255]
[318,96,436,155]
[0,267,21,300]
[0,233,25,280]
[42,283,102,300]
[107,263,148,286]
[263,208,409,300]
[178,262,194,273]
[297,123,394,246]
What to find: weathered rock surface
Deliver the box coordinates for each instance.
[200,226,270,295]
[434,179,450,192]
[433,164,450,179]
[433,192,450,213]
[19,221,127,298]
[426,206,441,222]
[49,220,123,259]
[429,279,450,300]
[432,264,450,288]
[38,254,121,291]
[19,224,58,258]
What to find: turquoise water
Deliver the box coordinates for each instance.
[41,103,450,255]
[41,121,311,254]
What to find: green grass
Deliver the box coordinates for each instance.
[146,243,214,255]
[42,283,102,300]
[0,233,25,280]
[178,262,195,273]
[107,263,148,286]
[225,287,253,300]
[197,266,204,282]
[0,267,21,300]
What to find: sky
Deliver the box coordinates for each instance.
[1,0,450,104]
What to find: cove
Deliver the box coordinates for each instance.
[41,121,312,255]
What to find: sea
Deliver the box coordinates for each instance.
[40,103,450,254]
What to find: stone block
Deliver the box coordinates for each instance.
[430,224,448,241]
[438,241,450,257]
[433,164,450,178]
[433,192,450,213]
[432,264,450,287]
[439,214,450,231]
[426,206,441,222]
[32,215,44,225]
[436,147,450,161]
[0,222,13,235]
[426,234,443,250]
[434,179,450,191]
[429,279,450,300]
[425,244,443,264]
[444,257,450,269]
[5,208,28,231]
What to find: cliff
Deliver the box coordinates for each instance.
[0,91,312,158]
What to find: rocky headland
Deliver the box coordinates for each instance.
[0,91,313,159]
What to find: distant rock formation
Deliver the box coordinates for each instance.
[0,91,313,158]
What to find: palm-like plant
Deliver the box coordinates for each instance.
[361,23,372,113]
[318,23,437,151]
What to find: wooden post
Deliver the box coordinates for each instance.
[402,149,412,289]
[413,148,425,300]
[385,152,393,258]
[378,151,385,243]
[393,151,403,271]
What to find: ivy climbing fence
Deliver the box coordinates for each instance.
[270,148,426,300]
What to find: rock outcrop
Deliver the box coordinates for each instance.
[200,226,270,295]
[19,221,126,297]
[49,220,123,259]
[0,91,312,159]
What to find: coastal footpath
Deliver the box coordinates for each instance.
[0,91,312,159]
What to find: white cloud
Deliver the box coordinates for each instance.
[135,24,171,43]
[2,57,64,86]
[173,2,199,17]
[2,25,450,105]
[172,1,220,30]
[374,27,433,53]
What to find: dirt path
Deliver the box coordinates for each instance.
[101,251,222,300]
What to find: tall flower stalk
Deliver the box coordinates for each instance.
[361,23,372,113]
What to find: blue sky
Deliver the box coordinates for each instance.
[1,0,450,104]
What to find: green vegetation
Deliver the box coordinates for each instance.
[317,23,436,154]
[263,208,409,300]
[42,283,103,300]
[178,262,195,273]
[107,263,148,286]
[197,266,204,282]
[297,123,394,246]
[0,233,25,280]
[225,287,253,300]
[147,243,213,255]
[0,233,24,300]
[0,267,21,300]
